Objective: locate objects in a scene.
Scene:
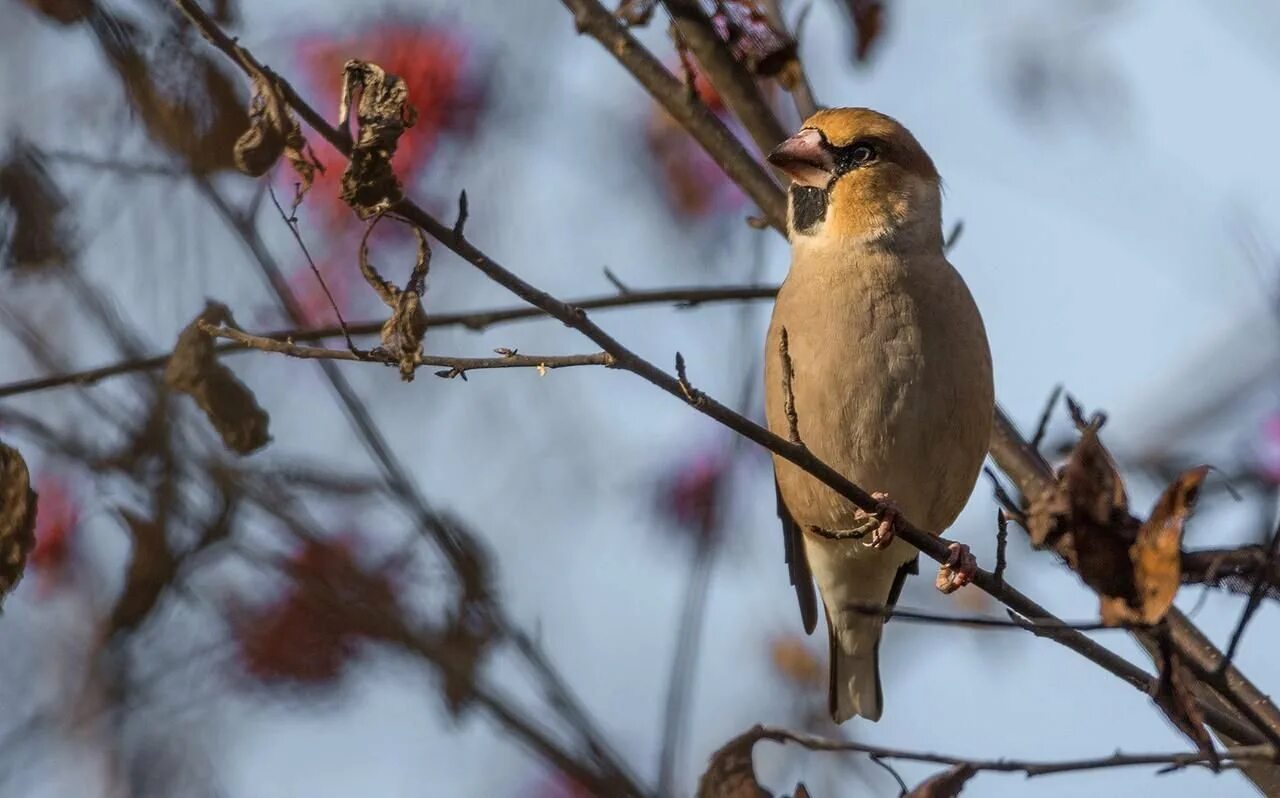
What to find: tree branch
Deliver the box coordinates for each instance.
[202,320,615,376]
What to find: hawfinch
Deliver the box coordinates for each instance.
[764,108,994,723]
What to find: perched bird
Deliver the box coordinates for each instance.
[763,108,994,723]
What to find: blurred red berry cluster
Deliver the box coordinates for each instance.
[526,772,593,798]
[232,535,400,690]
[645,62,748,222]
[1256,411,1280,484]
[655,446,730,547]
[29,472,80,596]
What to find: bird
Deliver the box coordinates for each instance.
[763,108,994,724]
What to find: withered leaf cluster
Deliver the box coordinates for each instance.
[359,218,430,381]
[0,140,74,273]
[233,61,320,198]
[165,302,271,455]
[338,60,417,219]
[1028,424,1206,626]
[0,441,37,607]
[708,0,798,80]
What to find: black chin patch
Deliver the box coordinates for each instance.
[790,185,828,235]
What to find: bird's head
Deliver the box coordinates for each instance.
[768,108,942,250]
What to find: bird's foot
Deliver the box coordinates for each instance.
[935,542,977,594]
[851,491,899,549]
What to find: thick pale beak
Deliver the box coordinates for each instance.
[768,129,834,188]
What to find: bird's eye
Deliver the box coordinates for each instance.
[850,143,876,163]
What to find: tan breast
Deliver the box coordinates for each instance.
[764,246,993,536]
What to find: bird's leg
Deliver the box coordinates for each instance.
[851,491,900,549]
[935,542,977,594]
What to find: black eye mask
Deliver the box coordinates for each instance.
[790,185,828,234]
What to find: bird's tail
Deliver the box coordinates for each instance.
[826,606,884,723]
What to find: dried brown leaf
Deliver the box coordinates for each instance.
[338,60,416,219]
[0,441,37,606]
[100,22,248,175]
[1054,427,1146,625]
[107,509,177,635]
[233,62,320,199]
[359,219,430,381]
[165,302,271,454]
[696,728,770,798]
[1131,466,1207,624]
[1153,636,1215,758]
[0,141,74,273]
[906,765,976,798]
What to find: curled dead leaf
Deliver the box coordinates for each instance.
[0,140,74,273]
[165,302,271,454]
[338,60,417,219]
[358,217,430,381]
[906,764,976,798]
[0,441,38,606]
[696,727,770,798]
[233,61,321,199]
[1131,466,1207,625]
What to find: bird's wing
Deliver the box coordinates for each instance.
[775,473,818,634]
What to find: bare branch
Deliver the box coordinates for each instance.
[201,321,614,375]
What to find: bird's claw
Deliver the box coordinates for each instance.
[853,491,899,549]
[935,542,976,594]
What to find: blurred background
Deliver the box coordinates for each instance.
[1,0,1279,796]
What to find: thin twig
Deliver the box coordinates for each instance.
[1219,516,1280,672]
[994,508,1009,588]
[778,326,801,444]
[202,322,614,374]
[1029,384,1063,452]
[736,725,1275,778]
[844,602,1136,632]
[265,184,360,353]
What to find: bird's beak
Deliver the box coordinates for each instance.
[768,129,834,188]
